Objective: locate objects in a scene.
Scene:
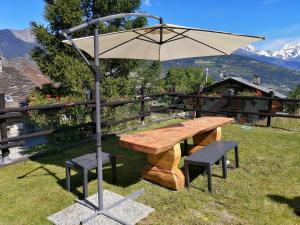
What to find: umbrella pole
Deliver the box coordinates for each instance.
[79,24,145,225]
[94,25,104,211]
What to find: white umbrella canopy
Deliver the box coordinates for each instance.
[64,24,264,61]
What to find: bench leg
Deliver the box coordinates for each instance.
[235,145,239,168]
[110,155,117,184]
[83,169,88,199]
[184,161,190,188]
[207,166,212,193]
[222,155,227,179]
[65,164,71,192]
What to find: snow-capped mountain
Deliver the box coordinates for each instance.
[271,42,300,60]
[238,45,272,57]
[236,42,300,71]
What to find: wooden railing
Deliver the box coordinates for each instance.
[0,90,299,162]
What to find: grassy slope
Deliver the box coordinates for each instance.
[0,120,299,225]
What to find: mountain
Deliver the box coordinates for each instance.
[236,43,300,71]
[0,28,36,59]
[162,54,300,95]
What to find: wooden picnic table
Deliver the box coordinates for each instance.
[119,116,233,190]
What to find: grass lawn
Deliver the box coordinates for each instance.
[0,119,299,225]
[254,117,300,131]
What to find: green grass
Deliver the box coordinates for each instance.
[254,117,300,131]
[0,119,299,225]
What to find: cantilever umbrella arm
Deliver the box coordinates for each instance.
[56,12,163,76]
[56,13,163,225]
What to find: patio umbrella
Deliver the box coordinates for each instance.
[56,13,264,224]
[64,23,264,61]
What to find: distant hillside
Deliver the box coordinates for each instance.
[162,54,300,94]
[0,28,36,59]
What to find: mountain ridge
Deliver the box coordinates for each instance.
[0,28,36,59]
[236,42,300,71]
[162,54,300,95]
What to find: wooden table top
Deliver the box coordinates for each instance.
[119,116,233,154]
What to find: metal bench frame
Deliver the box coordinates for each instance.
[184,141,239,192]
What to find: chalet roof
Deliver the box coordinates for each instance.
[0,66,36,107]
[203,76,287,98]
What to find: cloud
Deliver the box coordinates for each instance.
[254,24,300,50]
[256,36,300,50]
[144,0,151,6]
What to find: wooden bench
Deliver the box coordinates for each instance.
[65,152,116,199]
[184,141,239,192]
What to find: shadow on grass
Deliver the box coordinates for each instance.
[17,135,146,198]
[268,194,300,216]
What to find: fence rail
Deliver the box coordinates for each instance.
[0,90,299,164]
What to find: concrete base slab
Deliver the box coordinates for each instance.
[48,190,154,225]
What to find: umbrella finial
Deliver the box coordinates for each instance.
[55,29,69,40]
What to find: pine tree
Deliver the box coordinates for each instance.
[31,0,147,97]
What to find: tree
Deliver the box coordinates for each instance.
[287,83,300,113]
[164,66,212,93]
[31,0,147,98]
[289,84,300,99]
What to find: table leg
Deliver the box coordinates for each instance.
[142,143,185,190]
[189,127,222,155]
[193,127,222,145]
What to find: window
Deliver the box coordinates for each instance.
[4,95,14,102]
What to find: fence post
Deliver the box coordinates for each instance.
[267,91,274,127]
[172,85,176,116]
[0,93,9,164]
[196,85,203,118]
[140,85,145,125]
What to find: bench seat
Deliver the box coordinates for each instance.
[65,152,116,199]
[184,141,239,192]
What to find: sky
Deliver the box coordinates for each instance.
[1,0,300,50]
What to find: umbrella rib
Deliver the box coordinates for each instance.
[133,31,160,44]
[161,30,189,43]
[163,36,186,44]
[162,25,265,40]
[164,27,229,55]
[136,37,159,44]
[99,27,160,56]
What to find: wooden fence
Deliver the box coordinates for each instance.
[0,90,300,161]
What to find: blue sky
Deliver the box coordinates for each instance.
[1,0,300,50]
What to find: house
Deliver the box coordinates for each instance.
[184,75,287,123]
[202,76,286,98]
[0,56,48,108]
[0,55,48,164]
